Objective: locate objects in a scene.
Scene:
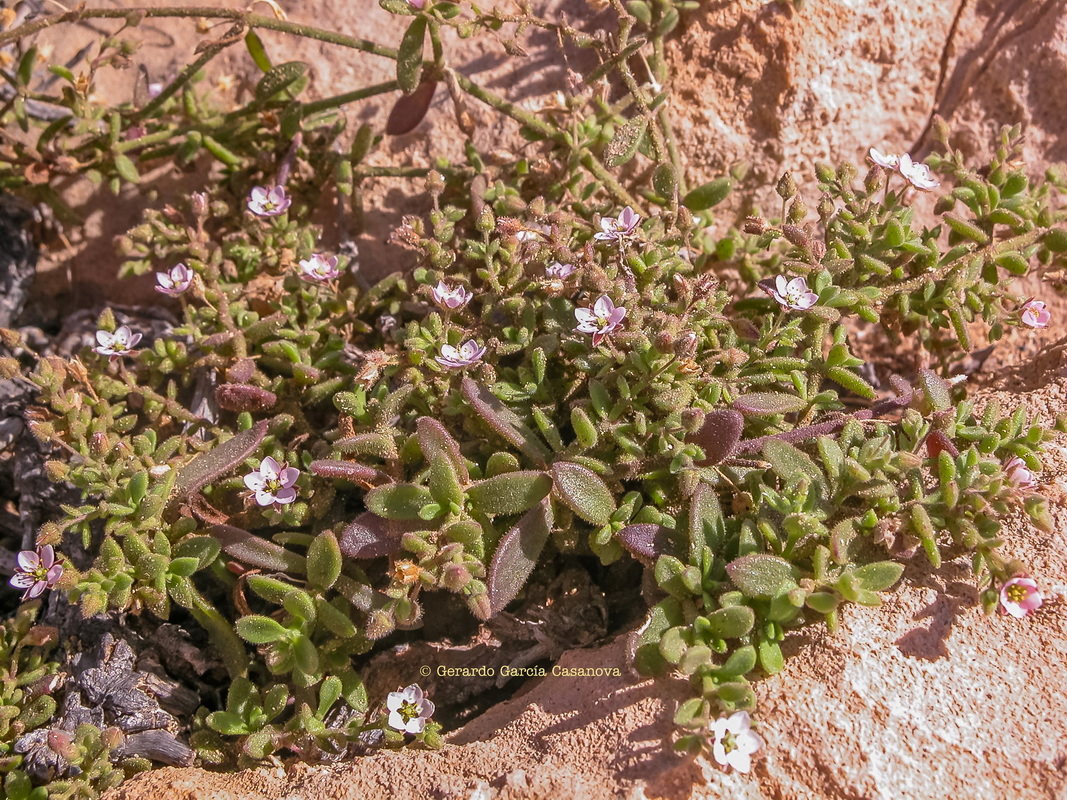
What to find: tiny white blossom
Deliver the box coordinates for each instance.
[436,340,486,369]
[299,253,340,282]
[431,281,473,310]
[768,275,818,311]
[248,185,291,217]
[710,711,763,774]
[243,457,299,507]
[574,295,627,346]
[387,684,435,734]
[93,325,142,358]
[594,207,641,242]
[1003,456,1038,492]
[545,262,577,280]
[868,147,899,169]
[9,545,63,601]
[897,153,939,191]
[155,263,193,295]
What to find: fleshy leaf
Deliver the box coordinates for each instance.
[733,392,807,416]
[338,512,414,559]
[485,499,553,618]
[705,605,755,639]
[688,482,725,560]
[364,483,434,520]
[725,554,798,599]
[616,523,673,561]
[461,377,550,466]
[336,432,398,459]
[682,177,732,211]
[850,561,905,592]
[235,615,289,644]
[550,461,615,525]
[916,368,952,412]
[309,459,392,487]
[254,61,308,101]
[686,409,744,466]
[762,439,827,493]
[429,452,465,509]
[214,384,277,412]
[466,471,552,517]
[386,79,436,135]
[307,532,342,591]
[396,16,426,94]
[212,524,307,574]
[173,420,268,498]
[416,417,468,482]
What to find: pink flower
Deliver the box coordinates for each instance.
[155,263,193,295]
[898,153,939,191]
[999,575,1043,618]
[574,295,627,346]
[594,207,641,242]
[1004,456,1038,492]
[9,545,63,601]
[248,185,291,217]
[710,711,763,774]
[299,253,340,282]
[93,325,142,358]
[868,147,899,169]
[407,0,426,7]
[244,457,299,507]
[768,275,818,311]
[387,684,435,734]
[435,340,486,369]
[1020,299,1050,329]
[431,281,472,310]
[545,262,577,280]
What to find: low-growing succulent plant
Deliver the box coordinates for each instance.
[0,0,1065,793]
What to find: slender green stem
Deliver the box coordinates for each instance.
[301,80,398,117]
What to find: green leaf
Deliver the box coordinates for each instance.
[706,605,755,639]
[726,554,798,599]
[396,17,427,94]
[758,637,784,674]
[307,532,342,591]
[113,153,140,184]
[173,420,268,499]
[173,535,221,570]
[734,392,807,415]
[417,417,468,482]
[826,366,876,400]
[605,116,648,167]
[293,634,319,675]
[688,482,725,561]
[466,471,552,517]
[916,368,952,412]
[206,710,249,735]
[762,439,827,492]
[255,61,308,101]
[429,452,465,509]
[485,499,553,617]
[682,177,731,211]
[462,377,550,465]
[444,520,486,560]
[236,615,289,644]
[851,561,904,592]
[212,524,307,574]
[244,30,272,72]
[550,461,615,525]
[167,557,200,578]
[365,483,434,520]
[805,591,838,614]
[714,645,757,679]
[317,676,342,719]
[653,163,677,198]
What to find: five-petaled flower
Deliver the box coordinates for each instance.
[868,147,899,169]
[594,207,641,242]
[768,275,818,311]
[387,684,435,734]
[1020,299,1050,329]
[9,545,63,601]
[999,575,1043,618]
[1004,456,1038,492]
[710,710,763,774]
[431,281,473,310]
[545,262,577,280]
[575,295,627,346]
[94,326,142,358]
[897,153,940,191]
[244,457,299,507]
[299,253,340,282]
[436,340,486,369]
[248,185,291,217]
[155,263,193,295]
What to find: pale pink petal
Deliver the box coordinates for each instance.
[17,551,40,572]
[10,573,36,589]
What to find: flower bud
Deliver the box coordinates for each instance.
[476,206,495,234]
[782,225,808,247]
[425,170,445,195]
[469,593,492,621]
[36,521,63,546]
[191,191,209,218]
[775,171,797,200]
[681,408,705,434]
[45,460,69,482]
[366,608,396,640]
[47,730,78,760]
[676,206,694,231]
[743,216,766,235]
[674,331,698,361]
[786,197,807,224]
[653,331,674,354]
[864,166,884,195]
[441,562,472,591]
[817,194,835,223]
[90,432,110,457]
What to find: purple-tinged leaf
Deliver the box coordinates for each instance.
[386,79,436,136]
[212,524,307,574]
[485,499,553,618]
[338,512,417,559]
[685,409,743,465]
[923,430,959,459]
[309,460,392,487]
[733,392,807,416]
[416,417,468,482]
[616,523,674,561]
[550,461,615,525]
[173,420,268,498]
[461,377,550,466]
[215,384,277,413]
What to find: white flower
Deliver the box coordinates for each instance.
[710,711,763,774]
[768,275,818,311]
[9,545,63,601]
[868,147,899,169]
[435,340,486,369]
[574,295,627,346]
[545,262,577,280]
[243,457,299,507]
[1003,456,1038,492]
[299,253,340,282]
[1020,299,1050,329]
[594,206,641,242]
[897,153,939,191]
[431,281,473,310]
[155,263,193,295]
[93,325,142,357]
[248,185,291,217]
[387,684,435,734]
